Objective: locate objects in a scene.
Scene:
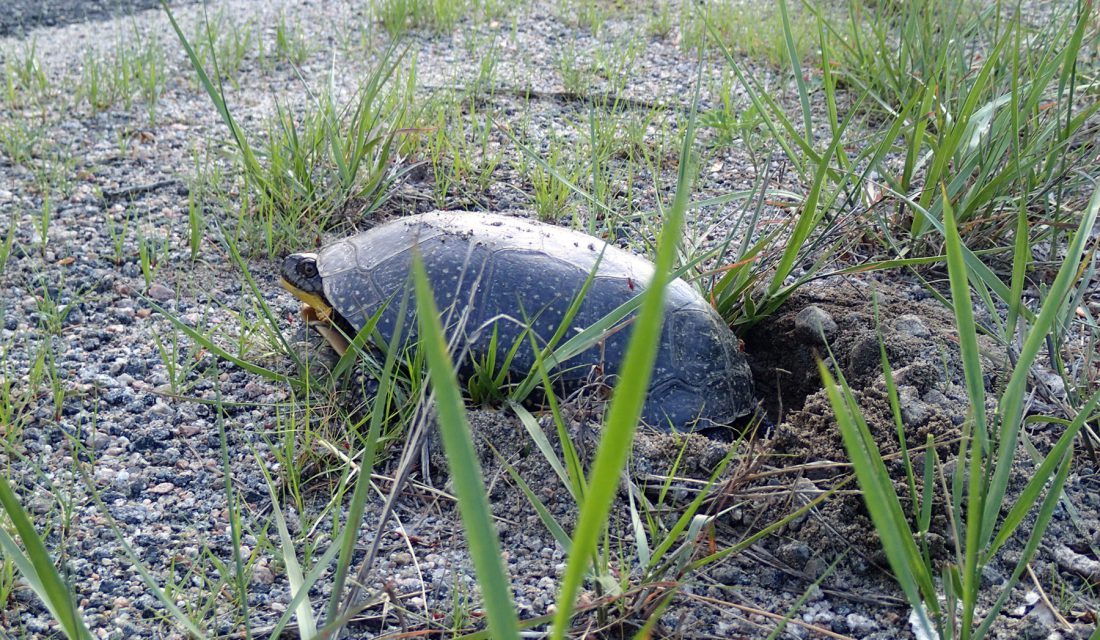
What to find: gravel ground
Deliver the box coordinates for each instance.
[0,0,1097,638]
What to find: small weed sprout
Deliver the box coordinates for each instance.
[0,216,16,276]
[274,12,311,65]
[132,29,166,124]
[0,119,43,166]
[106,207,134,266]
[379,0,468,36]
[526,138,575,222]
[466,325,525,405]
[36,193,50,255]
[556,42,589,95]
[2,39,50,106]
[166,2,412,257]
[138,231,170,290]
[187,190,205,262]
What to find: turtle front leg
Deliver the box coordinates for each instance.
[300,304,351,357]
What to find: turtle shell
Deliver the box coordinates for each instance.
[314,211,754,431]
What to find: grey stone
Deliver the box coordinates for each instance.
[894,314,931,338]
[794,305,838,344]
[898,385,930,428]
[147,283,174,301]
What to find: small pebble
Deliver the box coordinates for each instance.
[898,386,930,427]
[794,305,837,344]
[894,314,931,338]
[147,283,174,301]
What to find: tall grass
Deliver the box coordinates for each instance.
[162,2,410,256]
[703,0,1097,328]
[824,184,1100,638]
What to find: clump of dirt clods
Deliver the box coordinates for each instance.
[740,278,1011,465]
[737,279,986,557]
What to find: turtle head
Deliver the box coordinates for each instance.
[280,253,333,321]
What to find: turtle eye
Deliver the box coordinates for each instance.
[298,261,319,279]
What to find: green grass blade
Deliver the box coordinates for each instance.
[146,300,291,384]
[215,390,253,640]
[218,221,300,365]
[976,447,1073,638]
[161,2,263,179]
[521,325,588,501]
[413,256,520,639]
[328,293,407,625]
[647,447,735,574]
[267,541,342,640]
[258,460,317,639]
[876,300,918,514]
[626,481,650,570]
[764,98,861,299]
[981,182,1100,545]
[989,386,1100,558]
[818,361,937,635]
[882,185,1035,323]
[0,527,49,607]
[549,64,695,638]
[509,401,579,501]
[778,0,812,139]
[942,186,989,636]
[491,443,573,551]
[0,476,92,639]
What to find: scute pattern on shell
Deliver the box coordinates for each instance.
[316,211,754,431]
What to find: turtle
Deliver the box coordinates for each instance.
[280,211,755,431]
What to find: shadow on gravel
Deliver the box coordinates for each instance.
[0,0,193,38]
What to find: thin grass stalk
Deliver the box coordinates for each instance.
[147,299,291,384]
[214,384,254,640]
[265,543,342,639]
[875,300,918,514]
[816,21,847,173]
[645,447,737,577]
[990,387,1100,559]
[509,401,584,503]
[520,319,588,500]
[919,434,935,567]
[491,444,573,550]
[974,449,1072,637]
[705,17,820,179]
[688,475,853,573]
[765,112,854,298]
[162,3,266,188]
[219,220,301,365]
[882,188,1037,323]
[913,33,1009,239]
[258,460,318,638]
[818,361,938,636]
[778,0,811,139]
[975,388,1100,636]
[626,481,651,570]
